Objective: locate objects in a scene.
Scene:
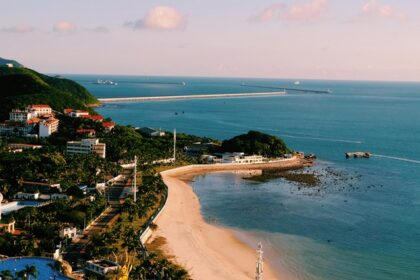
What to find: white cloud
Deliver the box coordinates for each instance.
[53,21,77,33]
[253,0,328,22]
[125,6,186,30]
[359,0,407,21]
[0,25,35,33]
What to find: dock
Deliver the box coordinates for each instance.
[98,91,287,103]
[345,152,371,159]
[241,84,332,94]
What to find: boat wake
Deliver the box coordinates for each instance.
[282,134,363,144]
[372,154,420,164]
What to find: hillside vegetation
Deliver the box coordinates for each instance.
[221,130,291,157]
[0,65,98,120]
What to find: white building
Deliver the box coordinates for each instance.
[222,152,265,164]
[64,109,90,118]
[139,127,166,137]
[67,138,106,158]
[14,192,40,200]
[39,118,59,137]
[51,193,69,200]
[9,105,52,122]
[85,260,120,277]
[9,109,34,122]
[59,227,78,240]
[28,104,52,117]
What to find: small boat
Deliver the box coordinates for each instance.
[345,152,371,159]
[294,81,300,85]
[95,79,118,86]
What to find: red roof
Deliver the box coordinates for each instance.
[91,115,103,121]
[29,104,51,109]
[76,129,96,133]
[64,109,73,114]
[102,121,115,128]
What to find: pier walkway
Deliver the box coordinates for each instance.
[98,91,287,103]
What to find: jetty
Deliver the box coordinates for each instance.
[241,84,332,94]
[345,152,371,158]
[98,91,287,103]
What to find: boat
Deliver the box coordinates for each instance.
[95,79,118,86]
[345,152,371,159]
[294,81,300,85]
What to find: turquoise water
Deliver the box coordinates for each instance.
[1,201,41,215]
[0,257,70,279]
[68,75,420,279]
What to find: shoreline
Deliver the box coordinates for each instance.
[97,91,286,103]
[149,158,307,280]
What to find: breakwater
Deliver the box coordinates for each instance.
[241,84,332,94]
[98,91,286,103]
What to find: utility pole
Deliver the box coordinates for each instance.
[256,242,264,280]
[133,155,137,202]
[173,129,177,162]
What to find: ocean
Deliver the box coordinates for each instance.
[66,74,420,280]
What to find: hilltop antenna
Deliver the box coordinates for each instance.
[173,129,177,162]
[133,155,137,202]
[256,242,264,280]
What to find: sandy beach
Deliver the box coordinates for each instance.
[149,158,306,280]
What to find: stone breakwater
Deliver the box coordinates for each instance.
[98,91,287,103]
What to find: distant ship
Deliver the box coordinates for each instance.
[95,79,118,86]
[294,81,301,85]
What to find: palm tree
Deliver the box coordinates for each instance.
[0,270,14,280]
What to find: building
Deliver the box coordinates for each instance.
[39,118,59,137]
[76,129,96,137]
[2,105,57,138]
[51,193,69,200]
[67,138,106,158]
[59,227,78,240]
[184,142,220,156]
[9,105,52,121]
[0,219,15,233]
[21,181,62,193]
[9,109,34,122]
[85,260,120,277]
[102,121,115,132]
[222,153,265,164]
[139,127,166,137]
[14,192,40,200]
[28,105,52,117]
[64,109,90,118]
[8,143,43,153]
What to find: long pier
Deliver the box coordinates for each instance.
[241,84,332,94]
[98,91,287,103]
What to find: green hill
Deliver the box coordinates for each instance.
[0,57,24,67]
[221,130,292,157]
[0,65,98,120]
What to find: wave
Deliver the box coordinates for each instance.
[372,154,420,164]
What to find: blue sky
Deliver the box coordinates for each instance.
[1,0,419,81]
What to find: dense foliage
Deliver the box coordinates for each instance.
[0,66,98,120]
[0,197,106,257]
[221,130,291,157]
[0,149,120,196]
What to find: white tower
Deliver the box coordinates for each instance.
[133,156,137,202]
[173,129,177,162]
[256,242,264,280]
[0,192,3,220]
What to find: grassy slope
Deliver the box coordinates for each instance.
[0,67,98,120]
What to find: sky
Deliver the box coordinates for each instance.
[1,0,420,81]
